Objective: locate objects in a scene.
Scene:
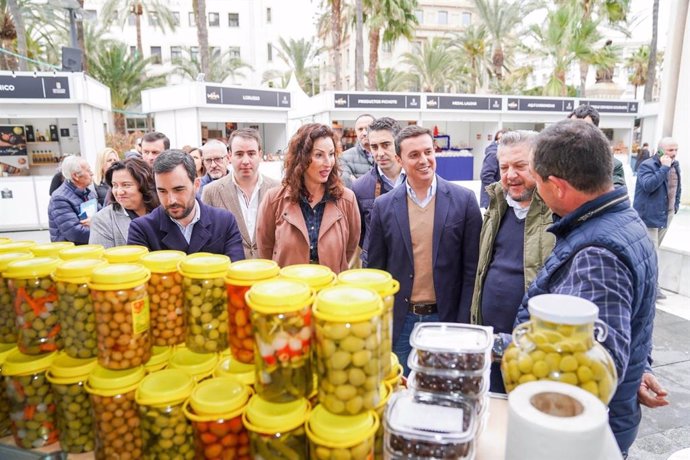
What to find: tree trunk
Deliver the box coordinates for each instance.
[643,0,659,102]
[194,0,210,77]
[331,0,342,90]
[367,28,379,90]
[492,45,503,81]
[579,61,588,97]
[114,112,126,135]
[77,0,87,72]
[354,0,364,90]
[7,0,27,71]
[135,2,143,58]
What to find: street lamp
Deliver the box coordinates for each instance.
[52,0,82,48]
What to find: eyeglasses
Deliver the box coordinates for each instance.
[203,156,226,165]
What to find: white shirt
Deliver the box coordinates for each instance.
[170,200,201,244]
[378,166,406,189]
[405,176,437,208]
[506,194,530,220]
[232,174,262,240]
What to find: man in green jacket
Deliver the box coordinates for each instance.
[470,130,555,392]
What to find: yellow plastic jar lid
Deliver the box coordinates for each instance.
[214,356,255,385]
[144,345,172,372]
[374,382,393,413]
[168,347,218,380]
[280,264,335,291]
[89,263,151,291]
[136,368,194,407]
[314,286,383,323]
[53,258,107,284]
[246,278,313,314]
[1,350,56,376]
[226,259,280,286]
[0,343,17,366]
[0,237,10,244]
[186,377,251,420]
[4,257,60,279]
[0,241,36,254]
[338,269,400,297]
[243,395,310,434]
[0,251,33,272]
[306,405,379,449]
[47,354,97,385]
[30,241,75,258]
[179,252,230,279]
[86,364,146,396]
[140,250,186,273]
[59,244,105,260]
[103,245,149,263]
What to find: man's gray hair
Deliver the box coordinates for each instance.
[658,137,676,150]
[498,130,538,151]
[61,155,86,181]
[200,139,228,157]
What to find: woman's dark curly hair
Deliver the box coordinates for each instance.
[105,157,159,213]
[283,123,343,202]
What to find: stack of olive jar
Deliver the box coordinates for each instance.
[383,323,494,460]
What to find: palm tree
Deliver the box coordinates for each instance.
[376,67,414,91]
[452,25,489,93]
[3,0,28,70]
[625,45,648,99]
[89,42,166,134]
[402,37,457,92]
[473,0,524,81]
[0,3,19,69]
[321,0,344,90]
[275,37,319,95]
[192,0,209,77]
[354,0,364,90]
[261,69,290,89]
[643,0,658,102]
[173,48,252,84]
[101,0,177,57]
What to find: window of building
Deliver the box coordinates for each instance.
[129,46,137,57]
[150,46,162,64]
[267,43,273,62]
[170,46,182,61]
[208,12,219,27]
[172,12,180,26]
[148,13,160,27]
[228,13,239,27]
[266,7,272,23]
[382,41,392,53]
[415,9,423,24]
[128,13,136,26]
[210,47,221,59]
[126,117,148,134]
[191,46,199,62]
[462,12,471,26]
[438,10,448,25]
[83,9,97,22]
[229,46,241,59]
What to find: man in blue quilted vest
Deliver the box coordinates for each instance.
[514,119,668,457]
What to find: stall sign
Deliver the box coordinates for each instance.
[507,98,574,112]
[0,75,70,99]
[333,93,420,109]
[205,86,291,108]
[0,125,29,171]
[426,95,502,111]
[579,100,638,114]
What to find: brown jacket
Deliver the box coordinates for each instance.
[256,185,361,274]
[201,174,279,259]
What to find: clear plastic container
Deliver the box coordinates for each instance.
[140,251,187,347]
[384,390,476,460]
[29,241,75,258]
[0,251,32,344]
[242,395,310,459]
[313,286,383,415]
[306,405,379,460]
[89,264,152,369]
[410,323,493,372]
[1,350,58,448]
[58,244,105,260]
[0,344,18,437]
[86,364,146,460]
[179,253,230,353]
[102,245,149,264]
[214,355,256,387]
[408,352,490,397]
[226,259,280,365]
[5,257,62,354]
[280,264,336,292]
[183,376,253,460]
[135,369,195,459]
[168,347,219,382]
[406,373,489,418]
[246,279,314,402]
[46,354,97,453]
[53,258,107,359]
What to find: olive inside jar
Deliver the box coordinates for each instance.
[183,376,253,460]
[53,258,107,359]
[313,286,384,415]
[179,253,230,353]
[5,257,62,354]
[242,394,310,460]
[0,343,18,437]
[140,250,187,347]
[135,369,196,459]
[46,354,97,453]
[246,278,314,402]
[306,404,379,460]
[89,263,152,369]
[1,350,58,449]
[0,251,33,344]
[85,364,146,460]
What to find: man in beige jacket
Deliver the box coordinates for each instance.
[201,128,279,259]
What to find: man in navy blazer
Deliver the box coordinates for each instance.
[365,126,482,374]
[128,150,245,262]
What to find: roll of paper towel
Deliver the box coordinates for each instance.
[505,381,622,460]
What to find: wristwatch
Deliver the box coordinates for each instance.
[492,333,505,363]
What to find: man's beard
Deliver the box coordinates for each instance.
[165,200,194,219]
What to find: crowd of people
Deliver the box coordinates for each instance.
[45,105,681,457]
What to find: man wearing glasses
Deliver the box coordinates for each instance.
[199,139,230,194]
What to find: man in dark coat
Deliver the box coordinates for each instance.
[479,129,507,208]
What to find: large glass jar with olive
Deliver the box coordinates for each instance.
[227,259,280,365]
[140,251,187,347]
[1,350,58,448]
[243,394,310,459]
[337,269,399,377]
[135,369,195,459]
[53,258,107,359]
[102,245,149,264]
[0,344,17,437]
[86,364,145,460]
[46,354,97,453]
[59,243,105,261]
[5,257,62,354]
[89,264,152,369]
[179,253,230,353]
[313,286,383,415]
[501,294,618,404]
[29,241,74,258]
[0,251,32,344]
[306,405,379,460]
[183,377,253,460]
